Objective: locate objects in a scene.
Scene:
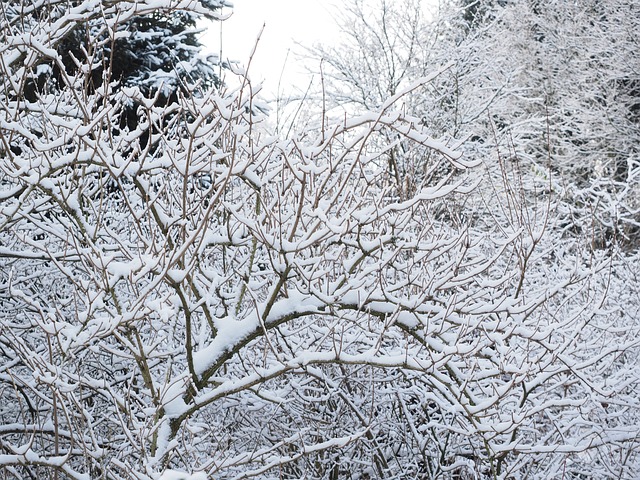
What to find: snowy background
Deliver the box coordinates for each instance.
[200,0,340,98]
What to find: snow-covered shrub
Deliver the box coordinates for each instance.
[1,1,639,479]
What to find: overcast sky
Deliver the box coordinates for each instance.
[201,0,340,100]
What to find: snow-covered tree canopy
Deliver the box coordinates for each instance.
[1,0,640,479]
[308,0,640,249]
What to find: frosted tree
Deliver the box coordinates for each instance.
[299,0,640,477]
[308,0,640,249]
[1,0,640,479]
[454,0,640,248]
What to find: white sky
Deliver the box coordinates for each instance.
[200,0,340,100]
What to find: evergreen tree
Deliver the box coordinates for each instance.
[17,0,230,122]
[2,0,231,159]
